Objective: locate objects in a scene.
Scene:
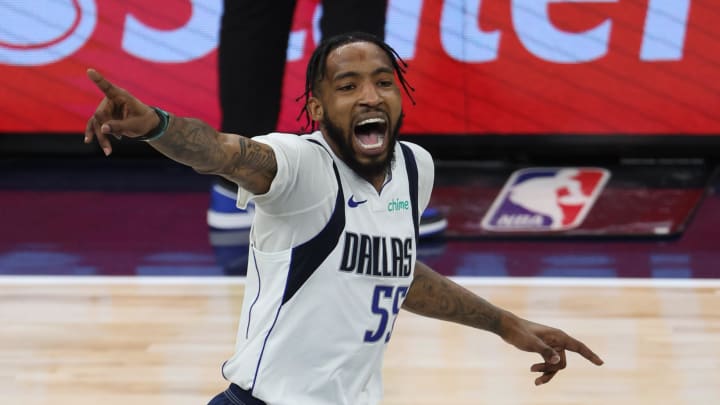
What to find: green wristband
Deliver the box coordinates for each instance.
[136,107,170,142]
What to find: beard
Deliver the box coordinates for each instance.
[322,113,403,181]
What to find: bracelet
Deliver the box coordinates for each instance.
[135,107,170,142]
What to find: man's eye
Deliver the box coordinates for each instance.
[338,84,355,91]
[378,80,393,87]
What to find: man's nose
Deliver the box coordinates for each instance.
[359,83,382,106]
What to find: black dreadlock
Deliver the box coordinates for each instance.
[295,31,415,131]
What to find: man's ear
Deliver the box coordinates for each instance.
[307,96,323,121]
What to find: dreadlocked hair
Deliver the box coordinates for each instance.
[295,31,415,132]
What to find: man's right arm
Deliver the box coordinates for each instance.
[84,68,276,195]
[147,116,276,195]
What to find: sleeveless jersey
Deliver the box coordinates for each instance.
[222,131,434,405]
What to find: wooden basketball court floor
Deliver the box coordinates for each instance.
[2,276,718,405]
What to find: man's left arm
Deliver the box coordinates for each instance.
[402,261,604,385]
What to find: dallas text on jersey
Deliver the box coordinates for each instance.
[339,232,413,278]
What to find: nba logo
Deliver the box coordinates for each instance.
[482,168,610,232]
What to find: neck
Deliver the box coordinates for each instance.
[368,172,387,193]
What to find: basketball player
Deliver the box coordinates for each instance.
[211,0,446,276]
[84,32,603,405]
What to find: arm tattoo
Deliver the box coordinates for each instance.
[147,116,277,193]
[149,117,226,173]
[229,137,277,192]
[402,262,503,334]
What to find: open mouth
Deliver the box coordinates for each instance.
[354,117,387,149]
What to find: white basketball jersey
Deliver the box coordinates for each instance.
[221,132,433,405]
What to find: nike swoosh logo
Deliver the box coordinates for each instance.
[348,195,368,208]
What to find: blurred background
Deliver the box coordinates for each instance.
[1,1,719,404]
[1,0,717,278]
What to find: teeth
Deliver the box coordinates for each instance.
[357,117,385,125]
[358,135,384,149]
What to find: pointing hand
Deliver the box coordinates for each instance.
[84,69,160,155]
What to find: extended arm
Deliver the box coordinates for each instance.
[83,69,275,194]
[402,261,505,332]
[402,261,603,385]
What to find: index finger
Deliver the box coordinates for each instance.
[87,68,120,98]
[565,337,604,366]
